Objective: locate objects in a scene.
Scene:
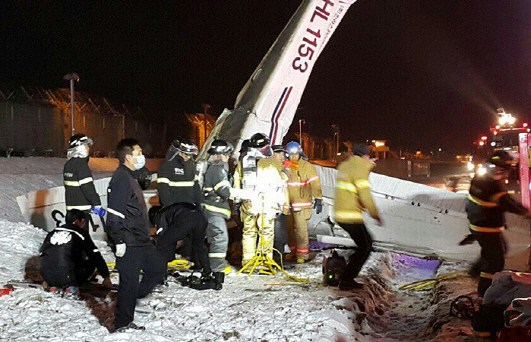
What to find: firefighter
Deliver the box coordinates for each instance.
[333,144,382,290]
[149,204,211,276]
[233,133,288,266]
[40,209,112,292]
[284,141,323,263]
[203,139,234,272]
[157,138,201,207]
[466,151,531,297]
[63,134,105,232]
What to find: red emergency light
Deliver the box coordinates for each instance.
[480,136,488,141]
[479,141,485,146]
[524,123,528,128]
[495,125,501,130]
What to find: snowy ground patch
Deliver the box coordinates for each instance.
[0,218,481,341]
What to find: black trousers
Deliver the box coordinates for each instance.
[41,258,95,288]
[471,231,506,297]
[273,214,287,260]
[338,223,373,281]
[114,243,167,329]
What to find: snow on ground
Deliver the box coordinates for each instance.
[0,219,483,342]
[0,157,484,341]
[0,157,162,222]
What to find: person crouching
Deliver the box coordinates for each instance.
[39,209,112,292]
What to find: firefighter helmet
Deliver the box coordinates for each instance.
[249,133,270,148]
[286,141,303,155]
[68,134,93,149]
[170,138,198,155]
[207,139,234,155]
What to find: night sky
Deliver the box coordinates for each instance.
[2,1,531,154]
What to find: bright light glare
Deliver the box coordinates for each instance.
[476,165,487,176]
[467,162,474,171]
[498,112,516,126]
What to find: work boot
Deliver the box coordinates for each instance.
[296,254,310,264]
[338,279,364,291]
[115,322,146,332]
[284,252,297,262]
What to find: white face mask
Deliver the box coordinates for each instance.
[67,145,89,160]
[133,155,146,170]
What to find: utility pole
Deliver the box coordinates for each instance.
[298,119,305,147]
[331,124,339,159]
[63,73,80,137]
[202,104,211,148]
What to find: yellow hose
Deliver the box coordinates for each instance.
[399,271,468,291]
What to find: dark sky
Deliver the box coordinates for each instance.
[2,1,531,153]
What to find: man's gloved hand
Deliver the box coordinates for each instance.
[91,206,106,217]
[115,243,126,258]
[313,198,323,214]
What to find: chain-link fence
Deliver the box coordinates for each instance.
[0,85,185,158]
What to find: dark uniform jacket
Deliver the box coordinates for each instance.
[63,157,101,211]
[157,156,201,207]
[107,165,151,247]
[203,160,231,219]
[40,223,110,285]
[154,203,211,273]
[466,174,527,232]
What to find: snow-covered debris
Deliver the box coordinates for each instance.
[0,219,45,284]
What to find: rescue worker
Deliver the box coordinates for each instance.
[333,144,382,290]
[203,140,234,272]
[107,138,166,332]
[271,145,289,262]
[40,209,112,291]
[63,134,105,232]
[149,204,211,276]
[466,151,530,297]
[284,141,323,263]
[233,133,288,267]
[157,138,201,207]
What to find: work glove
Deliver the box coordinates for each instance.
[91,206,106,217]
[313,198,323,215]
[115,243,126,258]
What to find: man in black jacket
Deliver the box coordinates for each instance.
[40,209,112,290]
[467,151,531,296]
[157,138,201,207]
[203,140,233,272]
[63,134,105,232]
[149,204,211,275]
[107,138,166,332]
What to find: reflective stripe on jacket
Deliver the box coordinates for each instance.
[333,156,378,223]
[286,159,322,211]
[203,161,231,219]
[466,174,527,231]
[157,156,201,207]
[63,157,101,210]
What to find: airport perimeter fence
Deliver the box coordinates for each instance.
[0,86,186,158]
